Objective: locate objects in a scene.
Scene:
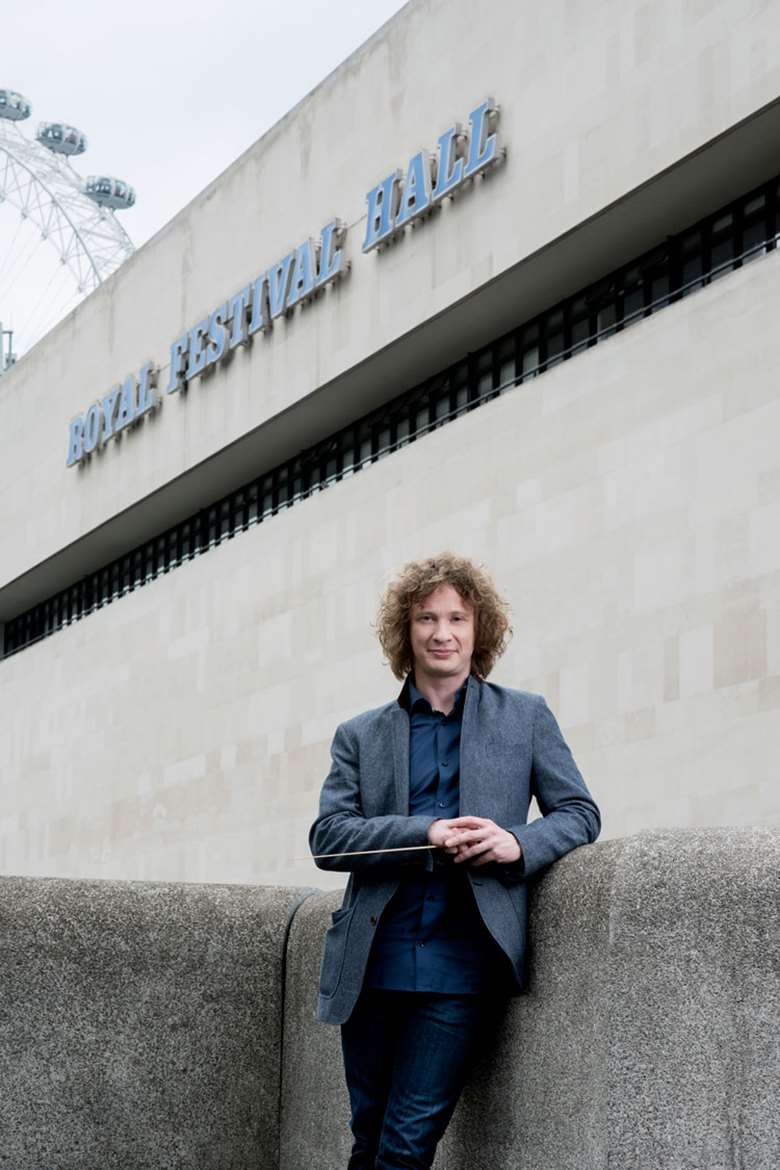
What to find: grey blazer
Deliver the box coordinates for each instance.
[309,675,600,1024]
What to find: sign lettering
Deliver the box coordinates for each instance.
[66,100,503,468]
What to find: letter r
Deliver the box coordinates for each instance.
[67,415,84,467]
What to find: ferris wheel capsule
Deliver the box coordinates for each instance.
[0,90,135,362]
[85,175,136,211]
[36,122,87,156]
[0,89,32,121]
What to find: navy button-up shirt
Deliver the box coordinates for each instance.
[364,677,507,994]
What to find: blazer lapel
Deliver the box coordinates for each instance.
[390,705,410,815]
[459,674,481,816]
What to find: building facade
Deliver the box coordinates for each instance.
[1,0,779,887]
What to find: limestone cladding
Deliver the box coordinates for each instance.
[2,0,780,584]
[1,249,779,883]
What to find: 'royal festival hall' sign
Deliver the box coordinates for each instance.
[66,100,504,468]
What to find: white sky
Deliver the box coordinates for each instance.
[1,0,409,359]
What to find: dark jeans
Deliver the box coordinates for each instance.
[340,987,501,1170]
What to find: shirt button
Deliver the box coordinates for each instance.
[437,802,446,808]
[441,761,448,768]
[370,916,377,925]
[418,942,425,948]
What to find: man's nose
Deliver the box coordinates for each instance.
[432,625,453,642]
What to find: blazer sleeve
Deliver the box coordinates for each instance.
[309,720,437,873]
[506,695,601,879]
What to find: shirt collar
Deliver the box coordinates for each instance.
[404,674,469,716]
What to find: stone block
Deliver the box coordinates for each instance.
[714,603,767,689]
[0,876,312,1170]
[279,889,352,1170]
[280,830,780,1170]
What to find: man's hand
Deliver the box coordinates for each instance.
[438,816,522,867]
[426,819,464,852]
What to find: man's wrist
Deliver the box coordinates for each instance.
[499,833,524,880]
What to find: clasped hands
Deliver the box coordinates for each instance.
[427,816,521,867]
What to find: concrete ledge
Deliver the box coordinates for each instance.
[0,876,312,1170]
[3,831,777,1169]
[280,829,780,1170]
[279,889,352,1170]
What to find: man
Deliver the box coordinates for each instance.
[309,553,600,1170]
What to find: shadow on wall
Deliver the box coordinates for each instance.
[0,829,778,1170]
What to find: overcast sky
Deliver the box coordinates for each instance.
[1,0,409,358]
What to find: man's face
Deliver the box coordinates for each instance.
[410,584,475,683]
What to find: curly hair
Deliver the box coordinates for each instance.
[375,552,512,680]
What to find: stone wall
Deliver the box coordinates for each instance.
[0,876,311,1170]
[4,249,780,887]
[3,0,780,886]
[2,829,778,1169]
[5,0,780,587]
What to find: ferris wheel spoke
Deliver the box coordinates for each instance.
[14,262,70,347]
[0,231,42,303]
[0,215,25,283]
[19,267,83,352]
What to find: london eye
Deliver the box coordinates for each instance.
[0,87,136,371]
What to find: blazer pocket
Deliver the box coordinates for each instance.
[320,904,356,998]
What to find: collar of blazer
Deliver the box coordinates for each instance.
[396,669,485,711]
[391,672,484,816]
